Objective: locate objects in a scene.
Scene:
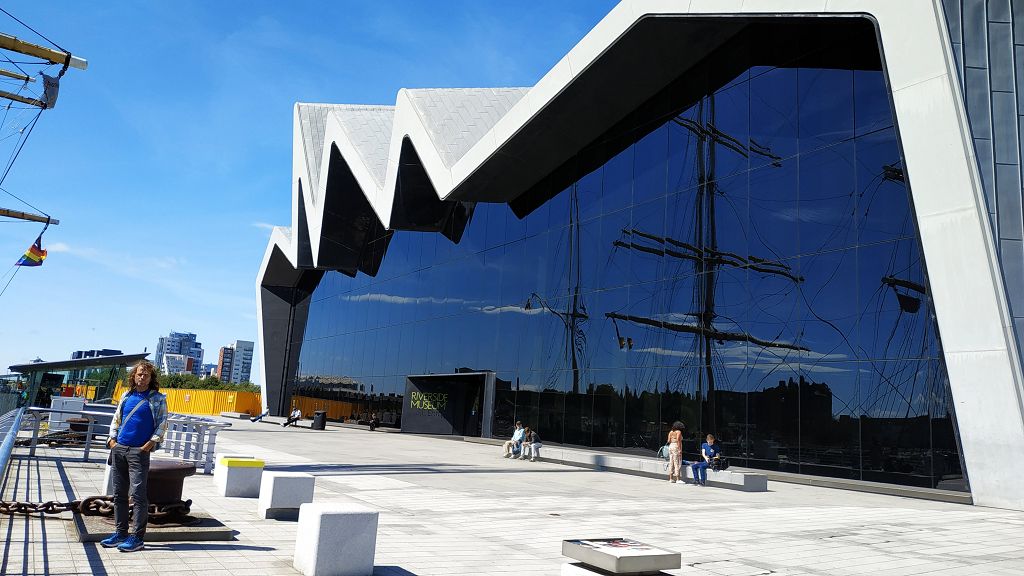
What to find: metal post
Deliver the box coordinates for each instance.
[194,426,206,464]
[28,411,41,457]
[184,423,194,461]
[83,419,93,462]
[204,428,218,474]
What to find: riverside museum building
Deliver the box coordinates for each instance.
[257,1,1024,509]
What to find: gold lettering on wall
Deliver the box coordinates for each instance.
[410,391,448,411]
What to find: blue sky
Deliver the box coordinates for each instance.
[0,1,618,383]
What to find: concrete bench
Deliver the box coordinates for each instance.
[562,538,680,575]
[218,411,250,419]
[215,457,265,497]
[259,471,315,519]
[681,466,768,491]
[538,446,768,492]
[293,503,379,576]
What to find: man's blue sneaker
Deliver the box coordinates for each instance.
[99,532,127,548]
[117,535,144,552]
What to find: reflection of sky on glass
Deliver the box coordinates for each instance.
[294,57,958,486]
[301,65,941,416]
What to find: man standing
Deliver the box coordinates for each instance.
[502,421,524,458]
[101,360,168,552]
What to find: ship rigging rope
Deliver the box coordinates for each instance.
[0,109,46,214]
[0,7,70,54]
[0,265,21,299]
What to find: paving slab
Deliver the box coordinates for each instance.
[1,418,1024,576]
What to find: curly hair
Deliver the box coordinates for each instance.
[128,360,160,391]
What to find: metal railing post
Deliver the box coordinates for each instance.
[28,410,41,457]
[172,422,182,458]
[195,425,206,465]
[83,419,93,462]
[204,427,218,474]
[183,423,194,461]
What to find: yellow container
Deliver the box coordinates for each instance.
[110,384,262,417]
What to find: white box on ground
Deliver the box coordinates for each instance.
[293,502,379,576]
[258,471,314,519]
[562,539,680,574]
[561,562,672,576]
[213,454,255,490]
[216,458,265,498]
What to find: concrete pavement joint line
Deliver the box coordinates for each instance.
[4,420,1024,575]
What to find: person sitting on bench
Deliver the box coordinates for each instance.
[690,433,720,486]
[520,426,542,462]
[503,421,524,458]
[282,406,302,427]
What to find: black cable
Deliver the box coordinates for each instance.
[0,109,46,215]
[0,52,28,77]
[0,265,21,299]
[0,8,69,54]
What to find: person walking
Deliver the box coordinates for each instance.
[690,433,720,487]
[101,360,168,552]
[666,421,685,483]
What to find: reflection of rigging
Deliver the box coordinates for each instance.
[526,185,589,394]
[609,94,801,433]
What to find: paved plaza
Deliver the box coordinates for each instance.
[2,418,1024,575]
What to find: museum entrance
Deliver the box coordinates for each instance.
[401,372,495,437]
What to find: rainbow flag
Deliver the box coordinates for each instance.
[16,236,46,267]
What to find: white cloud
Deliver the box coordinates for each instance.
[252,222,276,231]
[342,293,480,306]
[636,347,693,359]
[473,305,545,316]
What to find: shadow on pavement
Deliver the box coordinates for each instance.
[149,543,277,552]
[374,566,418,575]
[265,462,587,476]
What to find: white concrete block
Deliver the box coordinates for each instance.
[293,503,378,576]
[216,458,265,498]
[562,538,680,574]
[562,562,673,575]
[682,466,768,491]
[259,471,315,519]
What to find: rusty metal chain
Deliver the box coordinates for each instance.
[0,496,192,520]
[0,499,82,515]
[79,496,114,516]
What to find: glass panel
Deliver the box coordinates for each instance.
[624,367,661,454]
[289,31,962,491]
[634,124,668,204]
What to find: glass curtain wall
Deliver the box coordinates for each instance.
[294,34,965,491]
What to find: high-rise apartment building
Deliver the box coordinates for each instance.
[217,340,254,383]
[217,346,234,382]
[160,353,192,375]
[155,332,204,376]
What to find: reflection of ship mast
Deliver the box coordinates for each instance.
[608,94,804,433]
[526,187,589,394]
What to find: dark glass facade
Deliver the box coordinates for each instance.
[292,33,966,491]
